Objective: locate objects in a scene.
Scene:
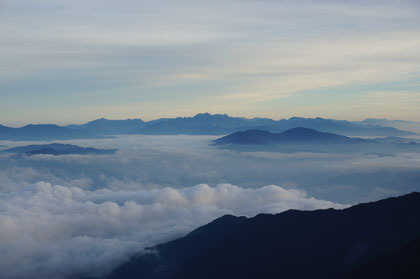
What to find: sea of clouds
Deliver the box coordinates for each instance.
[1,135,419,203]
[0,182,345,279]
[0,135,419,278]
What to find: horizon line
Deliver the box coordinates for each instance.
[1,113,416,128]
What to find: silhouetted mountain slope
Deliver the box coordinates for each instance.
[0,124,102,141]
[107,192,420,279]
[214,127,360,145]
[343,236,420,279]
[2,143,117,156]
[67,118,146,135]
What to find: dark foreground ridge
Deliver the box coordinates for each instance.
[106,192,420,279]
[2,143,117,156]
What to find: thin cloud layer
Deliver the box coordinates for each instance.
[0,182,345,279]
[1,0,419,124]
[1,135,419,203]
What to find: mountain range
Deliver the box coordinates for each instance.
[212,127,420,154]
[1,143,117,156]
[106,192,420,279]
[355,118,420,133]
[70,114,416,137]
[0,124,102,141]
[67,118,146,135]
[0,114,417,141]
[213,127,362,145]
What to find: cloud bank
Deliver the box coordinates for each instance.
[1,135,419,204]
[0,182,345,279]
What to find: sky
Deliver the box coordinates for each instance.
[1,0,420,126]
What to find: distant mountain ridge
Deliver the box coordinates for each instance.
[213,128,420,153]
[275,117,414,136]
[67,118,146,135]
[119,113,279,135]
[213,127,357,145]
[355,118,420,134]
[2,143,117,156]
[66,114,420,136]
[106,192,420,279]
[0,124,102,141]
[117,114,416,136]
[0,114,416,141]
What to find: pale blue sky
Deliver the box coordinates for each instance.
[1,0,419,126]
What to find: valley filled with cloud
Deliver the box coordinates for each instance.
[0,181,344,279]
[1,135,420,278]
[1,135,419,201]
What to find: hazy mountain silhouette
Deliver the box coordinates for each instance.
[0,124,102,141]
[212,128,420,154]
[272,117,416,136]
[355,118,420,134]
[133,114,416,136]
[357,118,413,126]
[1,114,416,140]
[133,113,278,135]
[213,127,357,145]
[107,192,420,279]
[2,143,117,156]
[67,118,146,135]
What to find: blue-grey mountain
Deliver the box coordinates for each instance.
[2,143,117,156]
[212,128,419,153]
[1,114,416,141]
[0,124,102,141]
[67,118,146,135]
[131,114,416,136]
[274,117,415,136]
[213,127,357,145]
[355,118,420,134]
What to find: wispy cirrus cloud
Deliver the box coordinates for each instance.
[0,0,419,124]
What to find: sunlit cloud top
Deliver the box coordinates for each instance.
[1,0,419,125]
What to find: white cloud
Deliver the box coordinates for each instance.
[0,136,418,278]
[0,181,345,279]
[1,135,419,203]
